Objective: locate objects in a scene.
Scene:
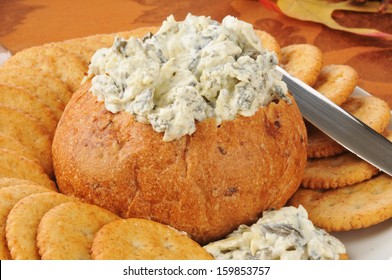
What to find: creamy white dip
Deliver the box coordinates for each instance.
[87,14,288,141]
[203,205,346,260]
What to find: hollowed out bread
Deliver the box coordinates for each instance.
[53,78,307,244]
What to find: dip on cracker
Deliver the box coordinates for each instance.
[204,205,347,260]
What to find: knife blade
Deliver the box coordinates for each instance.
[276,65,392,177]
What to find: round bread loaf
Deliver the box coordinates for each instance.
[53,79,307,244]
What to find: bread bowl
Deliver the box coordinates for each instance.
[52,14,307,244]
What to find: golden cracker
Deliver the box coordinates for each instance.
[342,95,391,133]
[3,45,86,92]
[289,173,392,232]
[0,177,40,189]
[6,192,78,260]
[0,185,53,259]
[0,66,72,106]
[302,152,380,189]
[313,64,358,106]
[0,148,56,191]
[280,44,323,86]
[49,39,97,66]
[255,30,281,61]
[0,105,53,177]
[307,95,391,159]
[0,71,65,120]
[0,83,58,137]
[306,124,346,158]
[91,218,213,260]
[0,133,39,165]
[37,201,119,260]
[47,34,117,68]
[303,130,392,188]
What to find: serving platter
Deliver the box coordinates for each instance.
[330,86,392,260]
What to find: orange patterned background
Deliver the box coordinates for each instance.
[0,0,391,106]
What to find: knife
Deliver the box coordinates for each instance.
[276,65,392,177]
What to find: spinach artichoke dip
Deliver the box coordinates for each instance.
[203,206,346,260]
[86,14,288,141]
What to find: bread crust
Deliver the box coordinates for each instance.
[53,79,307,244]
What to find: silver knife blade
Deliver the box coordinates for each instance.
[276,65,392,176]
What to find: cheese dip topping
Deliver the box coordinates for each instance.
[87,14,288,141]
[203,206,346,260]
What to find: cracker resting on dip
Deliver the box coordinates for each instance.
[52,14,307,244]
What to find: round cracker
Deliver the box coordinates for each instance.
[48,32,124,66]
[6,192,78,260]
[0,177,40,189]
[0,185,53,259]
[0,133,39,165]
[255,30,281,61]
[0,72,65,120]
[304,121,392,189]
[0,148,56,191]
[306,95,391,159]
[289,173,392,232]
[0,66,72,106]
[0,83,58,137]
[302,152,380,189]
[91,218,213,260]
[49,39,97,66]
[37,201,119,260]
[313,64,358,106]
[0,105,53,177]
[3,45,86,92]
[280,44,323,86]
[306,123,346,158]
[341,95,391,133]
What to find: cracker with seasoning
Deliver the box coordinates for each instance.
[0,177,40,189]
[2,45,85,92]
[0,70,65,121]
[280,44,323,86]
[6,192,79,260]
[288,173,392,232]
[0,84,58,137]
[0,133,40,166]
[37,201,119,260]
[0,185,53,260]
[91,218,213,260]
[0,105,54,177]
[302,152,381,189]
[0,149,56,191]
[313,64,358,106]
[0,66,73,106]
